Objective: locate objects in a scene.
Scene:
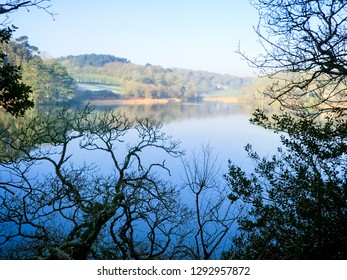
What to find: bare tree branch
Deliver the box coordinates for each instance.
[0,106,188,259]
[239,0,347,116]
[181,144,239,259]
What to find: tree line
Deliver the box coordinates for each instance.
[2,34,253,106]
[55,54,130,68]
[2,35,76,105]
[58,54,252,101]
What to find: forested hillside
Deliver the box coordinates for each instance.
[56,54,130,67]
[2,36,76,104]
[57,54,253,101]
[3,36,255,105]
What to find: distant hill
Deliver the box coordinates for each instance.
[55,54,130,67]
[56,54,254,102]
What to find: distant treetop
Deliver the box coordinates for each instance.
[57,54,130,67]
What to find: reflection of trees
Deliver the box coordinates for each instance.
[94,102,259,124]
[1,105,264,260]
[0,106,192,259]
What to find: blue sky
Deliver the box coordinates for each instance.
[8,0,259,76]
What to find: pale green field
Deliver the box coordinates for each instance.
[77,82,121,93]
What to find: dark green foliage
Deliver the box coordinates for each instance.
[0,62,34,117]
[0,26,34,117]
[2,34,77,105]
[72,90,121,104]
[56,54,130,67]
[22,57,76,104]
[223,111,347,259]
[226,0,347,260]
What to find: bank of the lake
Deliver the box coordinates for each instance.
[81,96,255,107]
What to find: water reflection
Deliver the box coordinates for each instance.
[0,101,282,182]
[93,101,257,123]
[0,101,282,259]
[91,101,282,180]
[92,101,282,258]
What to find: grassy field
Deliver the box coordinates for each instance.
[77,82,250,105]
[77,82,121,93]
[74,73,121,85]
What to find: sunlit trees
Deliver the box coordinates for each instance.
[0,106,189,259]
[2,31,76,104]
[240,0,347,115]
[0,1,53,116]
[22,57,76,104]
[59,54,252,101]
[3,34,79,106]
[2,35,39,66]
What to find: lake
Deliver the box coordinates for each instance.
[0,100,283,259]
[92,101,282,183]
[94,100,283,258]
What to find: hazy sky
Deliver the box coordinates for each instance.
[8,0,260,76]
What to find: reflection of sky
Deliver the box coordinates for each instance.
[156,105,282,258]
[162,111,282,184]
[4,102,281,201]
[51,102,282,206]
[1,102,283,258]
[90,102,282,185]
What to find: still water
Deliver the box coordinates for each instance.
[0,101,283,259]
[92,101,282,183]
[92,101,282,258]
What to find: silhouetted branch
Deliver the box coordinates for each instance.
[239,0,347,116]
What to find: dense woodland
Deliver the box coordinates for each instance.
[2,36,76,104]
[57,54,253,101]
[4,34,254,104]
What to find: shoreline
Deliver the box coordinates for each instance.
[85,98,179,106]
[86,96,249,106]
